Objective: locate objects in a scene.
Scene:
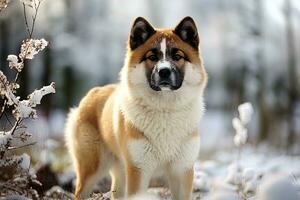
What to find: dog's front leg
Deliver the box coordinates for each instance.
[125,162,151,197]
[167,167,194,200]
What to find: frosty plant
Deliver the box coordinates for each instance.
[233,102,254,160]
[0,0,9,11]
[0,0,55,198]
[226,102,260,199]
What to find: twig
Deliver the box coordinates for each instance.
[22,1,42,39]
[22,3,31,38]
[16,124,27,130]
[0,182,23,194]
[8,142,37,150]
[0,99,7,119]
[4,112,13,127]
[290,173,299,186]
[10,118,22,136]
[16,1,42,84]
[0,119,22,159]
[14,72,20,83]
[29,1,41,38]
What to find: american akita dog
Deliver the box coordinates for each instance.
[65,16,207,200]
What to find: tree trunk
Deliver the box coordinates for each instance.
[284,0,298,151]
[253,0,269,142]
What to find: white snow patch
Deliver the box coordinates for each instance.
[257,175,300,200]
[238,102,254,125]
[20,153,31,170]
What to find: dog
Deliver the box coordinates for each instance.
[65,16,207,200]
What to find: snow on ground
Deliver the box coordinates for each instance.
[24,103,300,199]
[191,145,300,200]
[51,144,299,200]
[125,145,300,200]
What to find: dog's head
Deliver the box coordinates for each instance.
[122,17,207,107]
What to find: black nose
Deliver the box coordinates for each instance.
[158,68,171,79]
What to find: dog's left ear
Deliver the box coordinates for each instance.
[174,17,199,49]
[129,17,156,50]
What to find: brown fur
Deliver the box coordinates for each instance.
[128,29,201,66]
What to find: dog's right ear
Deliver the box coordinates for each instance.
[129,17,156,50]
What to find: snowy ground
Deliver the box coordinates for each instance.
[43,144,299,200]
[19,103,300,199]
[191,145,300,200]
[145,145,300,200]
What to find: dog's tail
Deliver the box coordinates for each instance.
[64,107,78,161]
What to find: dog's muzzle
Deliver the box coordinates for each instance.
[149,66,184,91]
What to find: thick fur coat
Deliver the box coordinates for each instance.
[65,16,207,200]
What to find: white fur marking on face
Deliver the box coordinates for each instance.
[129,63,147,85]
[156,38,172,71]
[184,63,201,85]
[157,60,171,70]
[160,38,167,60]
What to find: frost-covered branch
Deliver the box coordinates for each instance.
[0,0,54,198]
[1,37,49,121]
[8,82,55,119]
[0,0,9,12]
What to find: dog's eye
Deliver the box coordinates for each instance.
[147,55,159,62]
[172,54,183,61]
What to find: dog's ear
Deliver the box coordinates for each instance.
[174,17,199,49]
[129,17,156,50]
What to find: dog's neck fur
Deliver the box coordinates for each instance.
[118,65,205,139]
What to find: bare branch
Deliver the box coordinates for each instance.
[0,99,7,119]
[4,112,13,127]
[29,1,41,38]
[7,142,37,150]
[22,3,31,38]
[10,118,22,136]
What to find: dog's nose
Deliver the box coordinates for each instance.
[158,68,171,79]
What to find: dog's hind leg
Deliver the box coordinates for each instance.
[66,114,104,199]
[73,124,105,199]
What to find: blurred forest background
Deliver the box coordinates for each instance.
[0,0,300,156]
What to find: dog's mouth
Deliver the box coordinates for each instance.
[148,67,183,91]
[159,80,171,87]
[150,81,172,91]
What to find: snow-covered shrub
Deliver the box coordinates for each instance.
[224,103,261,199]
[199,103,300,200]
[0,0,9,11]
[225,163,261,199]
[0,0,55,198]
[233,102,253,148]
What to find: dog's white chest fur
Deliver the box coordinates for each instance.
[118,92,203,171]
